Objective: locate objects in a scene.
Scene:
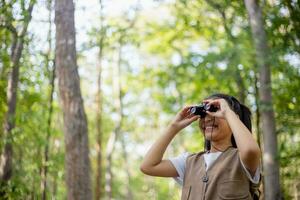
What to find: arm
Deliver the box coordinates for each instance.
[225,110,260,175]
[140,106,199,177]
[205,99,260,175]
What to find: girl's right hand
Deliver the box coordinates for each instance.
[170,106,200,132]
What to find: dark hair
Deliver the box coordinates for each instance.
[204,93,252,151]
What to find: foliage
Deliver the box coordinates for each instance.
[0,0,299,199]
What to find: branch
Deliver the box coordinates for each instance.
[0,23,17,38]
[204,0,236,41]
[19,0,35,37]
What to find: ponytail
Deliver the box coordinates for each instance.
[240,103,252,132]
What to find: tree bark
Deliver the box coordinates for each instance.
[41,0,55,197]
[95,1,105,199]
[244,0,281,199]
[0,0,35,182]
[54,0,92,199]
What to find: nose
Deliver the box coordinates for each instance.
[203,115,214,122]
[199,115,214,127]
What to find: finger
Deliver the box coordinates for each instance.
[192,115,200,121]
[202,99,212,104]
[186,115,200,123]
[206,110,217,117]
[207,99,221,107]
[206,110,212,115]
[182,105,193,113]
[184,105,199,115]
[181,106,189,112]
[179,106,191,117]
[203,99,218,105]
[187,112,197,119]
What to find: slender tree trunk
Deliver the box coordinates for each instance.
[120,135,133,200]
[244,0,281,199]
[54,0,92,199]
[105,132,116,200]
[105,38,133,200]
[104,11,138,199]
[254,71,265,199]
[254,72,262,151]
[95,1,105,199]
[235,70,246,104]
[0,0,35,182]
[95,40,104,200]
[52,171,58,199]
[105,43,123,200]
[41,1,54,199]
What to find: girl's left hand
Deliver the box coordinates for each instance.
[203,98,233,119]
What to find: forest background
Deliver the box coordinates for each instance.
[0,0,299,199]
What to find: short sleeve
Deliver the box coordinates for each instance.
[240,159,261,184]
[168,152,190,186]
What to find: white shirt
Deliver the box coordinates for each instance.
[169,151,260,186]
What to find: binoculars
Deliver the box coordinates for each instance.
[190,104,218,118]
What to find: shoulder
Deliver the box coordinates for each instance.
[186,151,206,164]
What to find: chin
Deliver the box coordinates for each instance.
[203,131,219,140]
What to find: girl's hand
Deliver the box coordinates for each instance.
[203,99,234,119]
[170,106,200,132]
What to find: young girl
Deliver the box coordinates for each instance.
[140,93,261,200]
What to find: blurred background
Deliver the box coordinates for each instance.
[0,0,299,199]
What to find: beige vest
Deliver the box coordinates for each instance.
[181,147,254,200]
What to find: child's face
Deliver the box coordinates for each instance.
[198,112,232,143]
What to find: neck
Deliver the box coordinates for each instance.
[210,140,232,153]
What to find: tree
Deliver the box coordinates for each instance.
[95,0,105,199]
[41,0,55,199]
[104,10,138,200]
[244,0,281,199]
[54,0,92,199]
[0,0,35,182]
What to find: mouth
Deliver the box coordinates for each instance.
[202,124,218,132]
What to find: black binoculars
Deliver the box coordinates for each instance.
[190,104,218,118]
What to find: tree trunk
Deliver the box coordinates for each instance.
[244,0,281,199]
[95,40,104,200]
[105,37,133,199]
[54,0,92,199]
[105,12,138,199]
[254,72,262,151]
[95,1,104,199]
[105,43,123,200]
[254,71,265,199]
[41,1,54,199]
[120,135,133,200]
[105,132,116,200]
[0,0,35,182]
[52,171,58,199]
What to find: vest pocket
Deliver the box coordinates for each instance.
[217,180,250,199]
[181,186,191,200]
